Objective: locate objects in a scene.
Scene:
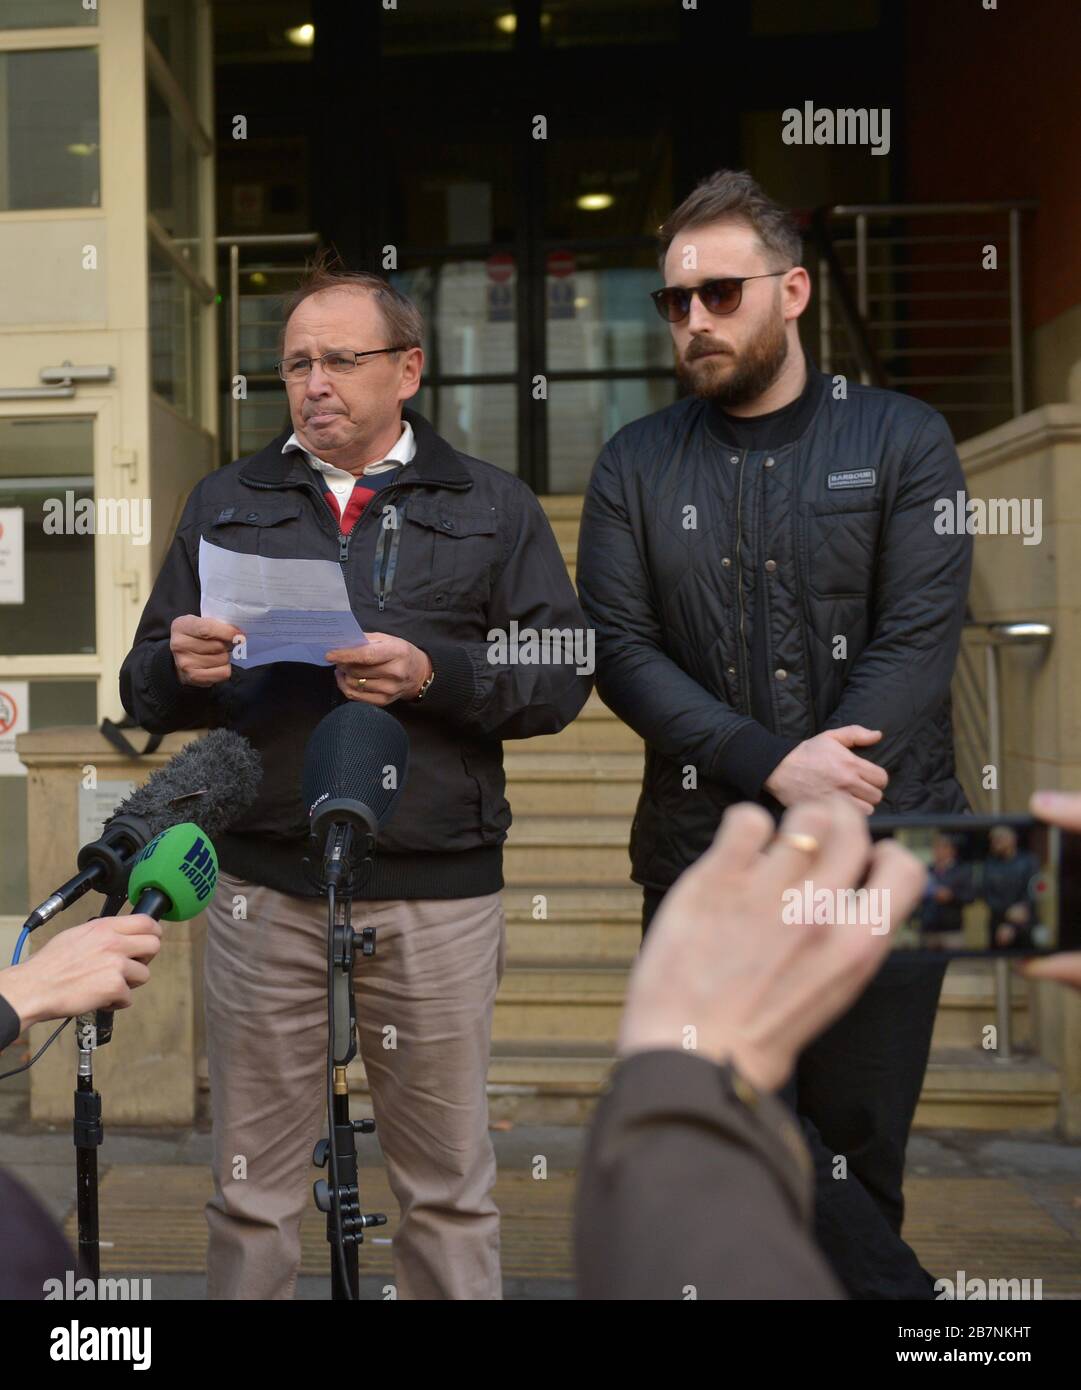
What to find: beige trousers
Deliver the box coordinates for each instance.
[203,869,506,1300]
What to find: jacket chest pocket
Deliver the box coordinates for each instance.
[206,503,304,560]
[394,502,499,611]
[805,500,880,599]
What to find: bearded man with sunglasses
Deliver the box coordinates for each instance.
[577,169,972,1300]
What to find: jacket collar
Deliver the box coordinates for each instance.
[238,407,472,489]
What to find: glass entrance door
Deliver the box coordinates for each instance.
[0,414,100,920]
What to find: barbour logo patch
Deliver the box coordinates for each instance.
[827,469,876,490]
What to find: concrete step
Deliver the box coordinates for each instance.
[344,1040,612,1125]
[539,495,584,549]
[505,750,642,814]
[547,520,582,549]
[486,1041,614,1124]
[493,962,628,1044]
[539,495,585,518]
[931,963,1031,1049]
[519,693,642,753]
[504,814,632,883]
[915,1049,1059,1131]
[503,883,641,963]
[488,956,1036,1052]
[337,1040,1061,1130]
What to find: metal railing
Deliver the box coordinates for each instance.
[954,618,1053,1060]
[217,233,320,463]
[810,201,1036,440]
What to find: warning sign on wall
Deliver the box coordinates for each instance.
[0,681,29,777]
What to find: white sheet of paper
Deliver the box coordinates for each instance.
[198,537,367,668]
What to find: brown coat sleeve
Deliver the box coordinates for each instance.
[574,1049,844,1300]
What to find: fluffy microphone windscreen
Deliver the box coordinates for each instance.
[302,702,409,831]
[108,728,263,841]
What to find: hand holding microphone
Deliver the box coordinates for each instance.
[0,915,162,1035]
[2,820,218,1052]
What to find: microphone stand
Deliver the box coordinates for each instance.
[309,817,387,1300]
[74,889,127,1283]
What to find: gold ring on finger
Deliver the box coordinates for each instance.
[777,831,820,854]
[355,676,366,689]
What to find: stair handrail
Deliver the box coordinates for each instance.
[812,201,1036,422]
[807,207,886,387]
[957,616,1053,1061]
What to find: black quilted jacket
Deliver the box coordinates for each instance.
[577,372,972,892]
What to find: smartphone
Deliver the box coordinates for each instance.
[868,814,1081,958]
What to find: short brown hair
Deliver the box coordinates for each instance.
[278,248,425,356]
[657,169,802,272]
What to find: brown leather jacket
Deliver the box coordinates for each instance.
[575,1049,844,1299]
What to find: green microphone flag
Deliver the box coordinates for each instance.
[127,822,218,921]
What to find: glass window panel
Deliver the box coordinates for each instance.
[394,261,517,377]
[546,252,671,373]
[237,283,287,371]
[383,136,515,247]
[228,386,290,460]
[413,383,516,475]
[544,129,671,240]
[0,0,98,27]
[145,0,198,92]
[381,1,515,55]
[0,679,97,917]
[149,246,202,420]
[541,0,678,47]
[216,251,326,465]
[548,378,676,492]
[0,47,99,210]
[0,418,96,655]
[750,0,881,35]
[146,79,201,240]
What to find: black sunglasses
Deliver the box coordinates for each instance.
[650,272,789,323]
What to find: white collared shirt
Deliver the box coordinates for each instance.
[282,419,416,517]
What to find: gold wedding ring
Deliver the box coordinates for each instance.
[778,831,820,854]
[354,676,366,689]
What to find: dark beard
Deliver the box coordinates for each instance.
[676,314,789,408]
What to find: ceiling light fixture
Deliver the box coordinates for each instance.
[576,193,614,211]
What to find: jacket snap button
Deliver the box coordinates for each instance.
[774,668,788,681]
[764,457,775,468]
[721,556,731,567]
[727,665,736,675]
[442,519,453,530]
[246,512,258,521]
[765,559,777,572]
[729,455,739,465]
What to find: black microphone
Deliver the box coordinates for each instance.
[301,703,409,892]
[25,728,263,931]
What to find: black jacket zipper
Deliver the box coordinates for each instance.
[246,475,398,571]
[733,448,753,715]
[244,472,468,611]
